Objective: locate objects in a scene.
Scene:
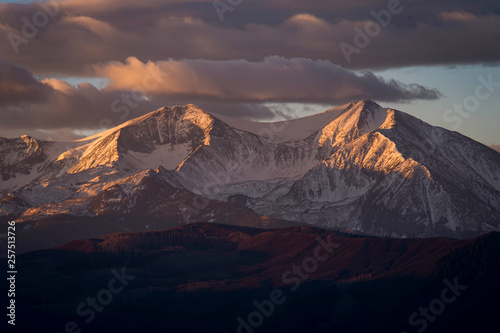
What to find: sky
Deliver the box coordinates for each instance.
[0,0,498,148]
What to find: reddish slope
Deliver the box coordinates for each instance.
[56,223,473,291]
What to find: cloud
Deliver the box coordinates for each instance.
[94,56,441,104]
[61,16,119,39]
[0,57,440,138]
[0,0,496,142]
[0,60,160,133]
[439,11,479,22]
[0,1,499,74]
[0,60,52,105]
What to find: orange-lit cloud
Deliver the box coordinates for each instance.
[93,56,441,103]
[0,57,440,135]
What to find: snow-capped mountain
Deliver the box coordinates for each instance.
[1,101,499,239]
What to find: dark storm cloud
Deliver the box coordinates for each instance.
[0,0,497,141]
[0,60,160,131]
[0,59,52,105]
[0,0,499,75]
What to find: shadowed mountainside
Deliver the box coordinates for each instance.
[2,101,499,239]
[4,223,499,333]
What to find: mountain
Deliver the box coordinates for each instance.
[1,101,499,241]
[7,223,500,333]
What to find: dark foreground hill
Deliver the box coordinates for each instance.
[3,223,500,333]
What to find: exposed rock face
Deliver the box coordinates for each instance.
[1,101,499,239]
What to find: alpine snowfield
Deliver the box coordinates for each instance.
[1,100,499,239]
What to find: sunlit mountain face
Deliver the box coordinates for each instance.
[2,101,499,248]
[1,0,499,332]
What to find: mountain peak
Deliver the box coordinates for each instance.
[65,104,217,174]
[317,99,389,149]
[357,99,381,108]
[3,101,499,239]
[153,104,209,116]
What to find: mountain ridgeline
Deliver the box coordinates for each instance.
[1,100,499,243]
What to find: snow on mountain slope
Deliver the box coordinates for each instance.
[210,103,352,142]
[247,105,500,238]
[14,166,294,235]
[63,104,214,174]
[1,105,219,213]
[315,100,390,158]
[1,100,499,239]
[170,101,391,200]
[0,135,90,194]
[173,119,323,197]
